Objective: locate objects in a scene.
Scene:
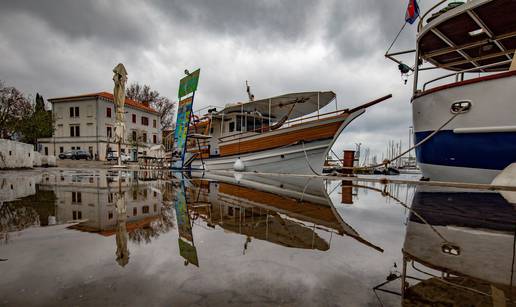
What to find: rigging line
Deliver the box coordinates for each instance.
[386,22,408,55]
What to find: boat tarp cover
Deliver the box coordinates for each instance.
[219,91,336,120]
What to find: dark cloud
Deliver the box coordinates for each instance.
[0,0,429,156]
[154,0,321,43]
[0,0,155,47]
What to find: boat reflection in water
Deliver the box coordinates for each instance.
[399,187,516,306]
[170,171,382,266]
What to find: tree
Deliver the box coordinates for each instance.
[19,93,54,145]
[0,81,32,139]
[126,83,176,131]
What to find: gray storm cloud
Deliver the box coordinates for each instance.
[0,0,429,158]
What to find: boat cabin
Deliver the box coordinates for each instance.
[185,91,339,159]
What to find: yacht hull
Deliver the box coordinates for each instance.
[412,73,516,183]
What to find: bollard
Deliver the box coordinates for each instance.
[341,180,353,204]
[342,150,355,176]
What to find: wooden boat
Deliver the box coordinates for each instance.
[181,92,390,175]
[387,0,516,183]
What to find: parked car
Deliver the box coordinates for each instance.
[71,150,92,160]
[107,151,131,162]
[58,150,75,159]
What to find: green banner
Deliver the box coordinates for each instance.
[178,238,199,267]
[178,69,200,98]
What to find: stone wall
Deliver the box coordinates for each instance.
[0,139,34,169]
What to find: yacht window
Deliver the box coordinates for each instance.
[236,116,242,132]
[247,116,258,132]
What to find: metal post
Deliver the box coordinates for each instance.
[268,98,271,131]
[412,47,420,95]
[317,92,320,119]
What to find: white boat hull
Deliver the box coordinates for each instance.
[412,73,516,183]
[191,138,331,175]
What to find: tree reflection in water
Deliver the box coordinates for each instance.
[128,203,175,244]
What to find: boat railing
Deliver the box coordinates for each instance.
[417,0,448,32]
[217,108,348,142]
[422,59,512,91]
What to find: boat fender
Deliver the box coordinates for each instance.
[233,172,243,183]
[233,158,245,172]
[491,163,516,204]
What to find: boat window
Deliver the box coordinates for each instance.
[229,122,235,132]
[247,116,260,132]
[236,116,242,132]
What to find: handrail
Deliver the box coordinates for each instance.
[217,108,348,141]
[417,0,448,32]
[422,59,512,91]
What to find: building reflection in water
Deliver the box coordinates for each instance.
[374,186,516,306]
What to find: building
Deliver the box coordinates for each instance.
[38,92,161,160]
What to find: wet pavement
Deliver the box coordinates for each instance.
[0,169,515,306]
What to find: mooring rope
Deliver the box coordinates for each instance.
[301,141,322,176]
[347,107,467,171]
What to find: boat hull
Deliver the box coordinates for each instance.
[412,73,516,183]
[191,138,332,175]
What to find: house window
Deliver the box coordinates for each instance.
[108,211,113,220]
[132,190,137,200]
[70,106,79,117]
[108,193,113,203]
[153,135,157,144]
[132,114,136,123]
[141,116,149,126]
[142,133,147,143]
[72,211,82,220]
[106,107,112,118]
[70,125,80,137]
[142,206,149,214]
[107,126,112,138]
[59,146,64,153]
[153,119,157,128]
[229,122,235,132]
[133,207,137,216]
[72,192,82,203]
[132,131,137,141]
[44,147,48,155]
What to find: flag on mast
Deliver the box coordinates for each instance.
[405,0,420,24]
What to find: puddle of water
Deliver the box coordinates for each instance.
[0,170,515,306]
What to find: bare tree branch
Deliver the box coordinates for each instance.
[126,83,176,131]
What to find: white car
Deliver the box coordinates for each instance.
[107,151,131,162]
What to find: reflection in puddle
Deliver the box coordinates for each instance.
[0,170,515,306]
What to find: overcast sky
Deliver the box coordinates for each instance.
[0,0,432,160]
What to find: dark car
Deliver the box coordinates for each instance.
[58,150,75,159]
[71,150,92,160]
